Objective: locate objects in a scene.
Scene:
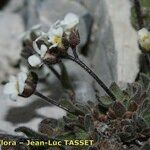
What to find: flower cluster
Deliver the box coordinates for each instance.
[27,13,80,67]
[4,13,80,100]
[3,67,38,100]
[138,28,150,52]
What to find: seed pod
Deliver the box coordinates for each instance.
[19,72,38,98]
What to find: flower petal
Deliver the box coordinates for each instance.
[17,72,28,94]
[49,43,58,49]
[138,28,150,39]
[9,75,17,82]
[33,41,40,54]
[20,66,28,73]
[40,44,48,58]
[9,94,18,101]
[61,13,79,30]
[28,55,43,67]
[48,27,63,39]
[138,28,150,51]
[3,82,18,95]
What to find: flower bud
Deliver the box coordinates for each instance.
[20,72,38,98]
[69,29,80,49]
[4,70,38,100]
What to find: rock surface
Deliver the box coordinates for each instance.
[0,86,66,134]
[79,0,140,90]
[0,12,24,82]
[82,0,117,93]
[0,0,141,134]
[105,0,140,87]
[3,0,25,12]
[63,56,96,102]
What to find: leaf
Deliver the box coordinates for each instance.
[88,146,99,150]
[128,101,138,112]
[140,138,150,150]
[118,132,135,142]
[59,99,84,116]
[75,103,90,114]
[56,131,75,140]
[84,114,94,132]
[1,144,29,150]
[130,82,146,105]
[139,73,150,89]
[63,116,78,124]
[38,118,59,136]
[132,114,148,130]
[87,101,95,108]
[98,95,114,107]
[112,101,126,118]
[74,128,89,139]
[99,140,123,150]
[15,127,51,140]
[141,128,150,138]
[139,99,150,126]
[123,125,136,135]
[60,63,74,92]
[109,82,128,101]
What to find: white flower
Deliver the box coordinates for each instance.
[33,42,48,58]
[28,43,48,67]
[60,13,79,31]
[48,25,64,49]
[138,28,150,52]
[46,13,79,49]
[28,55,42,67]
[3,70,28,100]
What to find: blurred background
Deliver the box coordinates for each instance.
[0,0,147,136]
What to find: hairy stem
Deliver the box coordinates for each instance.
[34,91,74,114]
[47,65,61,80]
[62,54,116,101]
[72,48,78,58]
[134,0,144,29]
[47,63,76,101]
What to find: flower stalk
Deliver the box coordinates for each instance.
[72,48,78,59]
[34,90,75,114]
[62,54,116,101]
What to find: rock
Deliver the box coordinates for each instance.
[105,0,140,87]
[45,56,96,103]
[74,0,100,17]
[3,0,25,12]
[24,0,39,30]
[0,85,65,134]
[63,56,96,102]
[86,0,117,93]
[79,0,140,92]
[0,12,24,82]
[24,0,92,50]
[73,81,96,103]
